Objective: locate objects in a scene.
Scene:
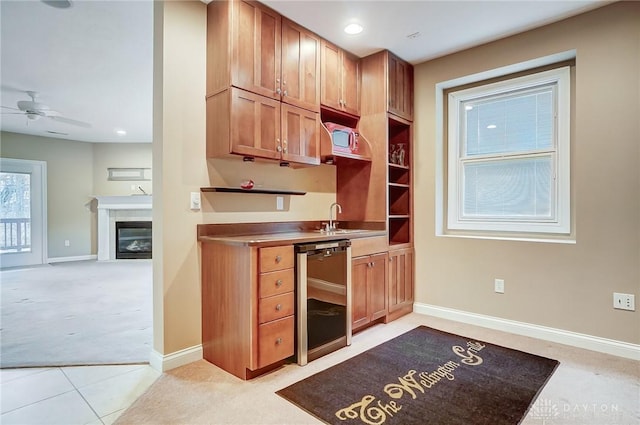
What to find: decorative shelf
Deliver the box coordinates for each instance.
[200,187,306,196]
[389,214,410,219]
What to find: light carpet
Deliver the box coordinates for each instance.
[0,260,152,368]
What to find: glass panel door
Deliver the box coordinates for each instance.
[0,158,46,268]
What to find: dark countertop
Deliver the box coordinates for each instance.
[198,228,387,247]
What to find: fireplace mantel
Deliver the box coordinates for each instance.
[95,195,152,210]
[95,196,152,260]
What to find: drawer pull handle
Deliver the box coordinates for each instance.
[276,304,282,311]
[276,337,283,345]
[276,279,283,287]
[275,255,282,263]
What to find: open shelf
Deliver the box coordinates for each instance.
[387,115,412,246]
[201,187,306,195]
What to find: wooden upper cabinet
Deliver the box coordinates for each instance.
[387,52,414,121]
[229,88,281,160]
[281,19,321,112]
[208,1,319,112]
[230,1,281,100]
[207,87,319,165]
[320,40,360,116]
[281,104,320,165]
[207,1,321,164]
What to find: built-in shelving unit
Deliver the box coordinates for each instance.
[200,187,306,195]
[387,115,412,246]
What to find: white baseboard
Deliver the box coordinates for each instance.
[47,255,97,263]
[149,345,203,372]
[414,303,640,361]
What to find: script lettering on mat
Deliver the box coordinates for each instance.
[335,340,486,425]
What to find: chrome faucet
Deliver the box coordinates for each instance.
[328,202,342,231]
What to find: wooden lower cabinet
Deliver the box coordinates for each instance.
[258,316,294,369]
[352,252,388,331]
[201,242,295,380]
[387,247,414,322]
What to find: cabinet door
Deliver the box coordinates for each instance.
[369,253,388,321]
[388,248,414,313]
[351,256,370,330]
[341,50,360,116]
[231,1,281,100]
[281,104,320,165]
[320,40,342,111]
[281,19,320,112]
[387,53,413,121]
[230,88,281,160]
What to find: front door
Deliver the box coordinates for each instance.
[0,158,47,268]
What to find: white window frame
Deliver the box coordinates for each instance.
[446,66,570,236]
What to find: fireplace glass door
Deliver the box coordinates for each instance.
[115,221,152,259]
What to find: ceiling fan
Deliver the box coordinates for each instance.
[1,90,91,128]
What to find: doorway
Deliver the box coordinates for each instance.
[0,158,47,269]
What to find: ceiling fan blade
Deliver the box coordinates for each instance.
[1,105,21,111]
[1,112,27,115]
[48,115,92,128]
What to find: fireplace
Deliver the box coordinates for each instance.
[115,221,152,259]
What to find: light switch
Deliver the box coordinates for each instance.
[190,192,201,210]
[276,196,284,211]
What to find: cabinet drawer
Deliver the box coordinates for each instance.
[258,316,294,368]
[259,269,295,298]
[259,292,294,324]
[259,245,294,273]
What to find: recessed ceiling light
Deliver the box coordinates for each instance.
[465,105,473,111]
[344,23,363,35]
[487,124,497,129]
[115,129,127,136]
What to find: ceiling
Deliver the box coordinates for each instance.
[0,0,608,144]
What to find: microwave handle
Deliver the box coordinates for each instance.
[350,131,358,151]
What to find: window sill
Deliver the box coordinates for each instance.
[436,232,576,244]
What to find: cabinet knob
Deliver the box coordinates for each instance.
[276,145,282,152]
[283,90,288,97]
[275,255,282,263]
[275,337,283,345]
[276,87,282,95]
[276,304,282,311]
[276,279,283,287]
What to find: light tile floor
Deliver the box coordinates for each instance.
[0,364,160,425]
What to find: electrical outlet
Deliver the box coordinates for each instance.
[494,279,505,294]
[190,192,201,210]
[613,293,635,311]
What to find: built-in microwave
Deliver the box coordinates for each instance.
[324,122,360,155]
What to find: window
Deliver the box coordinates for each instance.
[447,67,570,235]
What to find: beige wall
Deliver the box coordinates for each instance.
[414,2,639,344]
[93,143,153,196]
[154,1,336,355]
[1,132,94,258]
